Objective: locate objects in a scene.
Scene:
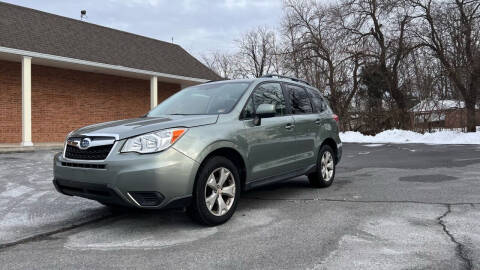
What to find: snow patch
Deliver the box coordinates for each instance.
[65,214,218,250]
[65,208,279,250]
[0,184,33,198]
[340,129,480,144]
[66,225,218,250]
[362,144,385,147]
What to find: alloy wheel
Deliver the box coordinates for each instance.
[204,167,236,216]
[321,151,334,181]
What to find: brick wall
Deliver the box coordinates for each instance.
[0,60,22,143]
[445,109,480,128]
[0,60,181,143]
[158,81,181,102]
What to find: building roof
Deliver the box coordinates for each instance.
[410,99,479,112]
[0,2,221,81]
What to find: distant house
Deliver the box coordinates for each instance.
[0,2,220,146]
[410,100,480,129]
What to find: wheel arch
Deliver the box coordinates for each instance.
[195,142,248,191]
[320,137,339,163]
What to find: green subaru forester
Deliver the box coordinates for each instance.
[53,75,342,225]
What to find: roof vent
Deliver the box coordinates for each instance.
[80,10,87,21]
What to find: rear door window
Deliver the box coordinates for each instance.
[305,87,327,113]
[285,84,313,114]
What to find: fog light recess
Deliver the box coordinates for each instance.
[128,191,164,206]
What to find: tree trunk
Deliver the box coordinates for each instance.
[397,108,411,130]
[383,68,411,130]
[389,89,411,130]
[465,99,477,132]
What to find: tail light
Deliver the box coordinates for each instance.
[333,114,339,123]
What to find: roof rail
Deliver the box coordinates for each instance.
[260,74,311,86]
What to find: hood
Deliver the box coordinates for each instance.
[71,115,218,140]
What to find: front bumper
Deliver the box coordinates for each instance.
[53,142,199,209]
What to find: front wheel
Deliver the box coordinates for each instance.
[308,145,336,188]
[188,156,240,226]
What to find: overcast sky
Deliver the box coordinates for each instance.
[3,0,284,58]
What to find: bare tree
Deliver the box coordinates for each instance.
[201,51,248,79]
[237,26,278,77]
[205,0,477,133]
[411,0,480,132]
[341,0,422,129]
[202,53,221,78]
[282,20,302,78]
[283,0,363,130]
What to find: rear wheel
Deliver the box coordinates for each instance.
[308,145,335,188]
[188,156,240,226]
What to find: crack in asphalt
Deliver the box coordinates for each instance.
[0,212,120,252]
[1,196,478,268]
[437,204,473,270]
[244,196,476,269]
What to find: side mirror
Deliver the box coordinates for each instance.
[256,104,276,117]
[253,104,276,126]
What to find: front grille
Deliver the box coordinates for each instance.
[65,144,113,160]
[61,162,106,169]
[129,192,164,206]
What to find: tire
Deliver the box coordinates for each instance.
[188,156,241,226]
[308,145,336,188]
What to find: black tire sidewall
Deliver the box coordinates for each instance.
[309,145,335,187]
[191,156,241,225]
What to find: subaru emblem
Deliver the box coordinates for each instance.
[79,138,91,149]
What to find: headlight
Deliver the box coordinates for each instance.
[66,130,74,140]
[121,128,187,154]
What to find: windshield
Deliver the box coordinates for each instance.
[147,82,250,116]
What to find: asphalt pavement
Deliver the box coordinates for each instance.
[0,143,479,269]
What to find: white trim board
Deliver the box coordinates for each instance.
[0,46,209,83]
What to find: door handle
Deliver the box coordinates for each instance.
[285,123,295,130]
[314,119,321,125]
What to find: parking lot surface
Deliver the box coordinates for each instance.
[0,143,479,269]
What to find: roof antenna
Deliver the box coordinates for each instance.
[80,10,87,21]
